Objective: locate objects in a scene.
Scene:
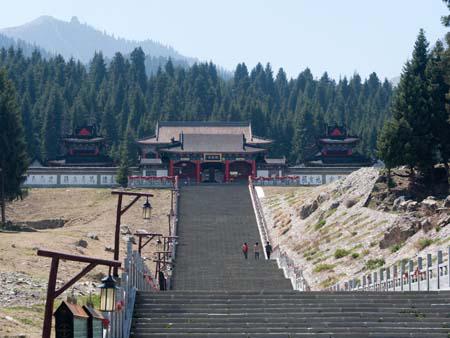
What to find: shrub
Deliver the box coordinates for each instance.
[313,263,336,273]
[417,238,434,250]
[351,252,360,259]
[390,242,403,253]
[365,258,385,270]
[370,241,378,247]
[362,249,370,256]
[314,219,326,230]
[320,276,338,288]
[351,231,358,236]
[334,248,351,259]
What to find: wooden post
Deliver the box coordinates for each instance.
[224,160,230,183]
[169,160,174,177]
[0,168,5,226]
[38,250,120,338]
[195,160,201,183]
[42,257,59,338]
[114,193,123,277]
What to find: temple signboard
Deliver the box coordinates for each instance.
[204,154,221,161]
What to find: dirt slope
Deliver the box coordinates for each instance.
[261,168,450,290]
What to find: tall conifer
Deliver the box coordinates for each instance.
[0,69,28,225]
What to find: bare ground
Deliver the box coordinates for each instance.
[0,188,170,337]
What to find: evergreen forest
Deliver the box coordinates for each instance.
[0,46,393,165]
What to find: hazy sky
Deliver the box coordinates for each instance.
[0,0,448,80]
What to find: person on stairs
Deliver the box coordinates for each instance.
[242,242,249,259]
[254,242,260,260]
[265,241,273,259]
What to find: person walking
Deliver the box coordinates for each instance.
[242,242,249,259]
[265,241,273,259]
[254,242,260,260]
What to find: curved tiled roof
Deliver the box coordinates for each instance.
[137,121,272,145]
[160,134,266,154]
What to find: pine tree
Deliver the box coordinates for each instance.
[0,69,28,225]
[426,40,450,181]
[442,0,450,26]
[387,30,433,178]
[41,87,64,161]
[116,126,136,187]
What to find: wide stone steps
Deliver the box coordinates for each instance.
[172,185,290,291]
[130,185,450,337]
[131,290,450,337]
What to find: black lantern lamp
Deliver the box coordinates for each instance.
[98,275,117,312]
[142,197,152,220]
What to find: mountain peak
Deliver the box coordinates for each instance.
[70,16,80,25]
[0,15,195,64]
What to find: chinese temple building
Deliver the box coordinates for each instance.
[305,125,372,167]
[137,121,283,183]
[48,125,113,167]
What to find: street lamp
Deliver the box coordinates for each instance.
[111,191,154,277]
[142,197,152,220]
[98,274,118,312]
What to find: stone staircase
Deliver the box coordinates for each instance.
[130,185,450,337]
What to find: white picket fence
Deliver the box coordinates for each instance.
[330,246,450,292]
[104,239,158,338]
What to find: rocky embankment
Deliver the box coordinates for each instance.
[260,168,450,290]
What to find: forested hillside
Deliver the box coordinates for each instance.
[0,46,393,165]
[1,16,196,65]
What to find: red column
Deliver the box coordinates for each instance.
[169,160,174,176]
[225,160,230,183]
[251,160,257,178]
[195,160,201,183]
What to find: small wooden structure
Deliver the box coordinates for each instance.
[54,301,88,338]
[83,305,104,338]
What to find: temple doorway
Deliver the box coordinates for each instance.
[229,161,252,181]
[201,162,225,183]
[173,161,196,181]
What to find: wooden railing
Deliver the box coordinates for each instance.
[248,177,309,291]
[105,240,157,338]
[329,246,450,292]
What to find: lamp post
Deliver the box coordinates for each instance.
[98,273,118,312]
[111,191,154,277]
[142,197,152,220]
[37,249,120,338]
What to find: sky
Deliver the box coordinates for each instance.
[0,0,448,80]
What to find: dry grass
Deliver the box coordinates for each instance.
[1,188,171,337]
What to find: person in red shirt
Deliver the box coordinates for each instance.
[242,242,249,259]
